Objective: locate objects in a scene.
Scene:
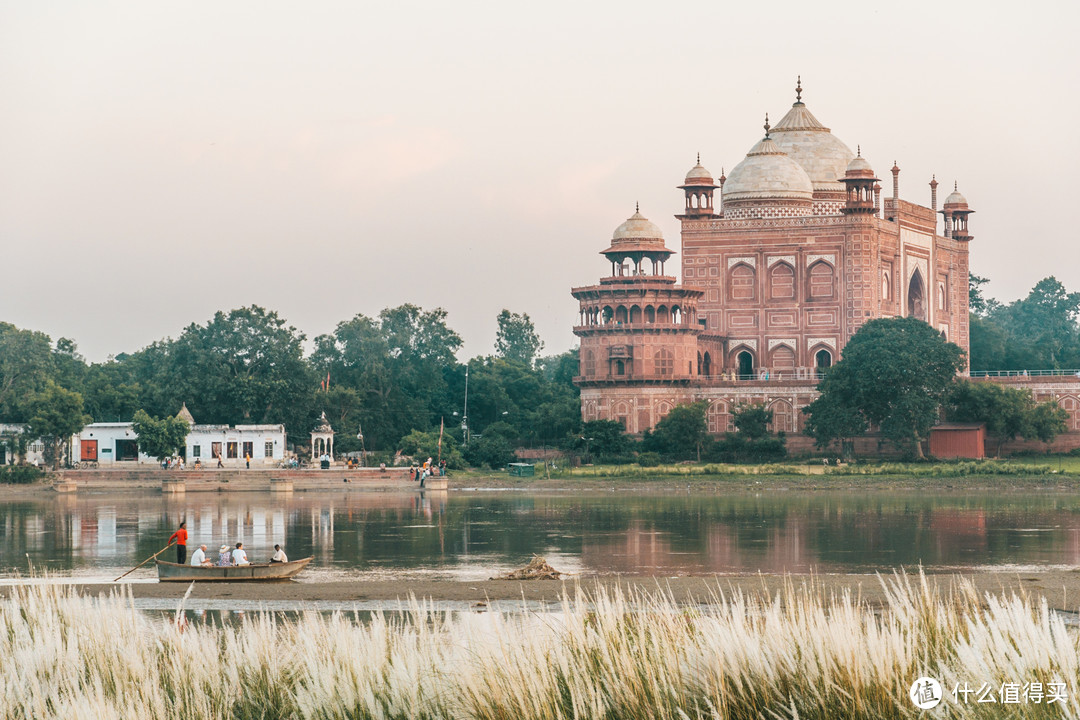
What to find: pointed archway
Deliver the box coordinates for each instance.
[908,269,926,321]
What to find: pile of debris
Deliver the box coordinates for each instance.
[493,555,562,580]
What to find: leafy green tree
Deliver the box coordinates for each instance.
[495,309,544,367]
[397,428,464,469]
[968,274,993,316]
[464,434,516,469]
[26,382,90,469]
[803,317,965,457]
[645,401,710,461]
[1029,401,1069,446]
[732,404,773,440]
[982,277,1080,371]
[571,419,632,460]
[131,409,190,461]
[946,380,1041,456]
[0,323,53,420]
[802,390,868,459]
[968,315,1007,372]
[132,306,314,437]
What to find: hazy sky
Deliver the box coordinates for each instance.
[2,1,1078,362]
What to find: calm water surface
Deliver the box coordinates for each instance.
[2,489,1080,582]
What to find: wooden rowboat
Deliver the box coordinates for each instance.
[155,557,313,582]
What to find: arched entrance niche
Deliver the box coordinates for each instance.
[908,269,926,321]
[701,351,712,376]
[736,350,755,379]
[814,348,833,378]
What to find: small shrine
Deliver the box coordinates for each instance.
[310,412,335,462]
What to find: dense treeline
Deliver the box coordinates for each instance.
[969,275,1080,371]
[0,306,581,465]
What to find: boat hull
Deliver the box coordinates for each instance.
[155,557,312,582]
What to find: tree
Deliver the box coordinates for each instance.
[571,419,632,460]
[732,404,773,440]
[802,390,868,459]
[495,310,544,367]
[0,323,53,420]
[131,409,190,461]
[968,274,992,316]
[397,428,464,469]
[645,401,710,461]
[133,306,314,437]
[26,382,90,469]
[802,317,965,457]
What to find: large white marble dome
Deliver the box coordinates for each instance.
[769,101,855,193]
[721,136,813,202]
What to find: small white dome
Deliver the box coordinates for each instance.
[944,187,968,207]
[846,155,873,174]
[722,137,814,202]
[612,209,664,241]
[684,162,714,185]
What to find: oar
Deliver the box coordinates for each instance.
[114,543,174,582]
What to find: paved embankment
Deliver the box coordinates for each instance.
[46,467,416,492]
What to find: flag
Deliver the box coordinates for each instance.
[437,417,444,463]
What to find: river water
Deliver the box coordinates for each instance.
[2,489,1080,582]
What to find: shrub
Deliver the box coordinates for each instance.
[0,465,45,484]
[636,452,662,467]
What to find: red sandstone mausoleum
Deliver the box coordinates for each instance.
[571,79,1080,454]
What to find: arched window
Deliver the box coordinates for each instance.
[815,348,832,378]
[707,402,731,433]
[701,351,712,376]
[614,359,625,376]
[769,400,794,434]
[602,306,614,324]
[736,350,754,379]
[769,262,795,300]
[729,263,755,301]
[770,345,795,373]
[629,305,642,323]
[1060,396,1080,432]
[645,306,656,323]
[657,305,670,323]
[655,401,673,422]
[908,270,926,320]
[937,283,947,311]
[615,306,628,324]
[613,402,631,430]
[654,349,674,376]
[672,306,682,324]
[808,261,835,299]
[882,272,891,300]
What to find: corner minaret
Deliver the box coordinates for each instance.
[677,154,719,218]
[840,148,879,214]
[943,183,974,241]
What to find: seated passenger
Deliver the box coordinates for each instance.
[269,544,288,563]
[218,545,233,566]
[189,544,212,566]
[232,542,249,566]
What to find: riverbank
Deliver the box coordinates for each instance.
[0,456,1078,494]
[10,570,1080,611]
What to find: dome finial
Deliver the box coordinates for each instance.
[954,181,958,191]
[763,113,771,138]
[635,200,639,213]
[795,75,802,103]
[857,144,861,157]
[697,151,700,164]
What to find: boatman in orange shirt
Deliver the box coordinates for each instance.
[167,521,188,565]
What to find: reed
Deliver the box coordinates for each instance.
[0,572,1076,719]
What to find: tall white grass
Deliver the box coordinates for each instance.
[0,573,1076,719]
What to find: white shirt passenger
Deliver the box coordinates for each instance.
[189,547,206,566]
[271,548,288,563]
[232,548,249,565]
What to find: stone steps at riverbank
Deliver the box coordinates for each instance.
[51,467,416,492]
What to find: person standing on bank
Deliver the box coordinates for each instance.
[167,521,188,565]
